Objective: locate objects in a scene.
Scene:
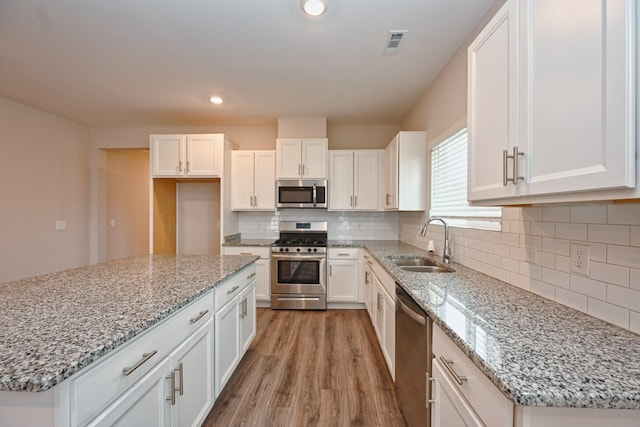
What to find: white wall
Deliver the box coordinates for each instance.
[0,97,90,283]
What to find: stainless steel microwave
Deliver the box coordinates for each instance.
[276,179,327,209]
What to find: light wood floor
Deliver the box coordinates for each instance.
[202,308,406,427]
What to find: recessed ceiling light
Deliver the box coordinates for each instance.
[301,0,327,16]
[209,96,223,105]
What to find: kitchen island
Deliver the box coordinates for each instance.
[0,254,258,426]
[360,240,640,425]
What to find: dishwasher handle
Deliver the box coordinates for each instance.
[396,288,427,326]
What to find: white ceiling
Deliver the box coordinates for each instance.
[0,0,495,127]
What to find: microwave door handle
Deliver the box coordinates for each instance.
[313,183,317,208]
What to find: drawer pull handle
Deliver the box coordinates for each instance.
[440,356,467,385]
[247,272,256,280]
[176,362,184,396]
[337,253,350,256]
[123,350,157,376]
[189,309,209,324]
[240,252,252,255]
[227,285,240,295]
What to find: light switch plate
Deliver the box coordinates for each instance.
[570,243,590,276]
[55,220,66,231]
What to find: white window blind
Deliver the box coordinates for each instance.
[430,128,501,229]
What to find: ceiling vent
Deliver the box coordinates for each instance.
[383,30,408,55]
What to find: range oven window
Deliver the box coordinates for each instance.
[277,259,320,284]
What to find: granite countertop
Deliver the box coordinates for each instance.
[361,241,640,410]
[0,254,258,392]
[223,239,275,247]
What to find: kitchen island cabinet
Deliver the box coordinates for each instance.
[0,254,258,427]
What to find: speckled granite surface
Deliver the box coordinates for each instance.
[223,239,276,247]
[360,241,640,410]
[0,254,257,392]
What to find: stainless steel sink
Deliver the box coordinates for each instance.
[389,257,455,273]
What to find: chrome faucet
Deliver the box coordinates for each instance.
[420,217,451,264]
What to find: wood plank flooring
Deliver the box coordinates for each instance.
[202,309,406,427]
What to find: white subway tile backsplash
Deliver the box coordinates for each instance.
[519,262,542,280]
[502,207,521,220]
[631,226,640,247]
[607,284,640,311]
[587,298,629,329]
[556,223,588,241]
[608,244,640,269]
[570,275,607,299]
[608,204,640,225]
[542,237,570,256]
[542,267,570,289]
[521,207,542,222]
[531,279,555,299]
[588,224,629,245]
[493,243,510,257]
[542,206,571,222]
[555,288,587,312]
[510,272,530,290]
[501,257,520,273]
[589,261,629,287]
[570,205,607,224]
[555,255,571,273]
[631,268,640,291]
[530,221,556,237]
[630,311,640,335]
[537,251,556,269]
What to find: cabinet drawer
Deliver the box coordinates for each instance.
[71,291,213,425]
[223,246,270,259]
[214,265,256,311]
[328,247,360,260]
[432,324,513,427]
[365,251,395,297]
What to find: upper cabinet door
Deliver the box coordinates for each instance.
[151,135,185,177]
[354,150,380,210]
[329,151,355,210]
[186,135,222,177]
[253,151,276,210]
[384,136,398,209]
[300,138,328,179]
[520,0,636,195]
[275,139,303,179]
[231,151,256,210]
[467,0,519,202]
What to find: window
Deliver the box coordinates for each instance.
[430,127,501,230]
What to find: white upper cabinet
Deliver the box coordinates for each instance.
[468,0,636,204]
[383,131,427,211]
[276,138,328,179]
[329,150,381,211]
[231,151,276,211]
[467,0,519,201]
[151,134,223,178]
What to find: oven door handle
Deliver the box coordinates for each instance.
[271,253,326,261]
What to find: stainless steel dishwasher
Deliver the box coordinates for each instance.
[395,284,432,427]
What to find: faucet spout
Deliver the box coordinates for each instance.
[421,217,451,264]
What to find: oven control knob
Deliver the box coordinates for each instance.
[296,248,301,252]
[313,248,317,252]
[284,248,289,252]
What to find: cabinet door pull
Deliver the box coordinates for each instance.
[377,293,383,311]
[426,373,436,407]
[166,370,176,405]
[227,285,240,295]
[503,146,525,186]
[298,164,302,175]
[364,271,369,284]
[350,195,353,207]
[247,272,256,280]
[512,146,525,185]
[302,164,305,176]
[439,356,467,385]
[253,195,257,206]
[189,309,209,324]
[122,350,157,376]
[176,362,184,396]
[502,149,508,187]
[329,265,333,276]
[354,195,357,207]
[186,161,190,173]
[178,160,183,173]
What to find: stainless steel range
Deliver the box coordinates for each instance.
[271,221,327,310]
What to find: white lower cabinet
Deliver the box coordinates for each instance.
[327,248,360,303]
[214,267,257,397]
[431,323,513,427]
[222,247,270,304]
[363,251,395,380]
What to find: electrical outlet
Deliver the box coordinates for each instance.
[55,220,66,231]
[571,243,591,276]
[524,237,538,264]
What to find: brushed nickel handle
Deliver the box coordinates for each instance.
[364,271,369,285]
[176,362,184,396]
[186,161,190,172]
[227,285,240,295]
[427,373,436,407]
[354,195,357,207]
[166,370,176,405]
[247,272,256,279]
[329,265,333,276]
[512,146,525,185]
[178,161,183,173]
[377,293,383,311]
[189,309,209,324]
[301,164,305,176]
[243,298,248,318]
[240,252,252,255]
[337,253,350,256]
[350,195,353,207]
[123,350,157,376]
[502,149,508,187]
[253,195,257,206]
[439,356,467,385]
[298,164,302,175]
